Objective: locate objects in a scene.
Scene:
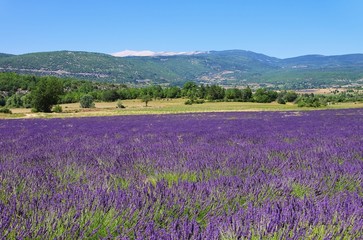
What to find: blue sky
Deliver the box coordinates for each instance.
[1,0,362,58]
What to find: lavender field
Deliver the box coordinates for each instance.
[0,109,363,239]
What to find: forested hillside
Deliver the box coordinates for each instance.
[1,50,363,89]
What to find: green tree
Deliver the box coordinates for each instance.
[101,90,119,102]
[80,94,95,108]
[296,94,326,108]
[0,97,5,107]
[198,84,207,99]
[225,88,242,100]
[31,77,63,112]
[21,94,32,108]
[277,96,286,104]
[206,85,225,100]
[61,92,81,103]
[253,88,278,103]
[241,86,252,102]
[150,85,164,99]
[279,90,298,102]
[6,94,23,108]
[141,94,152,107]
[284,91,298,102]
[182,81,198,98]
[79,82,94,93]
[165,86,181,98]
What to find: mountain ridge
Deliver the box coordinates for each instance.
[112,50,206,57]
[0,50,362,89]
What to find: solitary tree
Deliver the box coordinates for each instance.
[31,77,63,112]
[141,94,152,107]
[80,94,95,108]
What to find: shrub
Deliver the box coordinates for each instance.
[194,99,205,104]
[0,108,12,114]
[52,105,63,113]
[184,99,193,105]
[116,100,125,108]
[296,94,326,108]
[185,99,204,105]
[80,95,95,108]
[277,97,286,104]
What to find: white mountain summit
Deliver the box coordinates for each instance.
[111,50,205,57]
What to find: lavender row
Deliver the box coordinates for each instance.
[0,109,362,239]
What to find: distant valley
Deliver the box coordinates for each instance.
[1,50,363,89]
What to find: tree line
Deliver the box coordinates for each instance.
[1,72,362,113]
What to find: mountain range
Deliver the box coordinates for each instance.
[0,50,363,89]
[111,50,205,57]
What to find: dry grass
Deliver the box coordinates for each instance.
[294,88,363,94]
[3,98,363,119]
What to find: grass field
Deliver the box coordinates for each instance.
[2,98,363,119]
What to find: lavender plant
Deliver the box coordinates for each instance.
[0,109,362,239]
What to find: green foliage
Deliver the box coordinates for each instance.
[60,92,81,103]
[165,86,181,98]
[184,99,193,105]
[296,94,325,108]
[108,176,129,190]
[78,82,94,93]
[182,81,198,98]
[0,72,37,92]
[1,73,362,113]
[205,85,225,100]
[225,88,242,100]
[291,183,312,199]
[0,107,12,114]
[334,176,360,193]
[284,91,298,102]
[6,94,23,108]
[101,90,119,102]
[143,85,164,99]
[184,98,205,105]
[21,94,32,108]
[80,94,95,108]
[0,97,5,107]
[253,88,278,103]
[277,90,298,104]
[147,171,198,187]
[31,77,63,112]
[52,105,63,113]
[277,97,286,104]
[242,86,253,101]
[141,94,152,107]
[225,87,253,102]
